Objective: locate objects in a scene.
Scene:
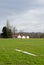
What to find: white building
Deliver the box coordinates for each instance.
[22,36,26,39]
[17,34,30,39]
[17,35,21,38]
[26,36,29,39]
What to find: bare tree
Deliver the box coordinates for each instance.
[6,19,10,29]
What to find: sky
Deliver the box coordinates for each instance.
[0,0,44,33]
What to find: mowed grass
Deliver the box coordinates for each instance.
[0,38,44,65]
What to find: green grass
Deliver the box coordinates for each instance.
[0,38,44,65]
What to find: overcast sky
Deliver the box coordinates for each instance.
[0,0,44,33]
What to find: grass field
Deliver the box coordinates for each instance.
[0,38,44,65]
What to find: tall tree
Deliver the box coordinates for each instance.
[2,26,12,38]
[13,27,17,34]
[6,19,10,29]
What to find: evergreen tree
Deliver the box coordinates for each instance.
[2,26,12,38]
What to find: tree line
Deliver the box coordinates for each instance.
[0,26,44,38]
[0,21,44,38]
